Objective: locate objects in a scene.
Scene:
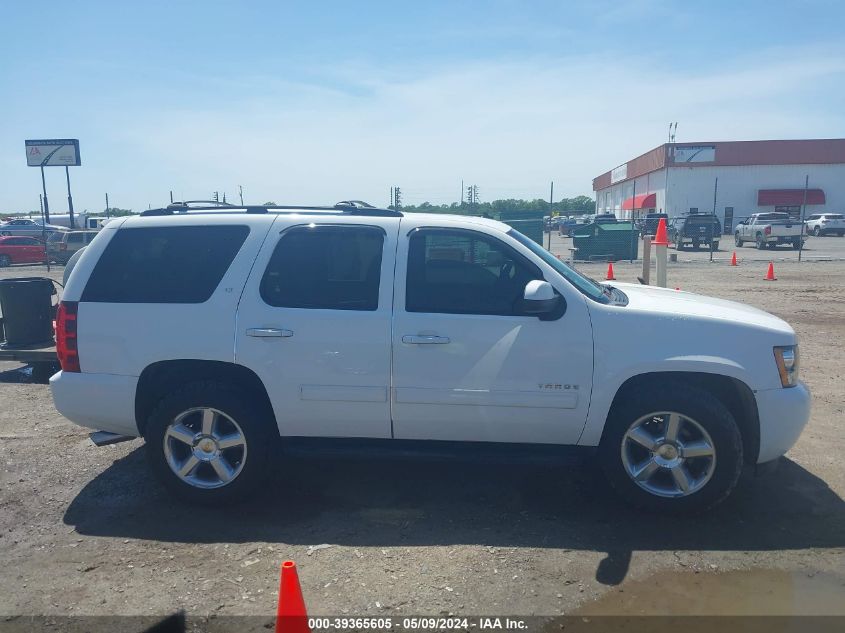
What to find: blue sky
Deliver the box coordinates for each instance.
[2,0,844,212]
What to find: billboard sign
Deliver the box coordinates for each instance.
[610,163,628,183]
[671,145,715,163]
[25,139,81,167]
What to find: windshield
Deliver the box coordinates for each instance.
[508,229,610,304]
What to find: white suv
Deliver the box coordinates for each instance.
[805,213,845,237]
[50,202,810,513]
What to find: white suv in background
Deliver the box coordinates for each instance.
[50,202,810,514]
[805,213,845,237]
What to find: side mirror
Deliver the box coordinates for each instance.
[522,280,565,320]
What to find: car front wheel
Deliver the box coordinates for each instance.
[145,380,276,504]
[599,382,743,514]
[734,233,743,247]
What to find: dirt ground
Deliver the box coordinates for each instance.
[0,256,843,627]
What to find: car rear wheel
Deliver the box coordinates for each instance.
[145,380,276,504]
[813,226,821,236]
[599,382,743,514]
[0,255,10,267]
[756,234,766,249]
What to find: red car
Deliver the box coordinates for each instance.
[0,236,47,267]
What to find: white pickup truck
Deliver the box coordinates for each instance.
[734,212,804,250]
[49,202,810,514]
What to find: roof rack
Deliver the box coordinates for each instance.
[141,200,401,218]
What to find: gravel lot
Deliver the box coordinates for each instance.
[0,250,843,625]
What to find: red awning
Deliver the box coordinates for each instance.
[621,193,657,210]
[758,189,825,206]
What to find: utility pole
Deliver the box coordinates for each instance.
[170,190,174,203]
[390,186,394,208]
[105,193,110,218]
[238,185,244,206]
[548,181,554,251]
[461,179,464,206]
[665,122,677,217]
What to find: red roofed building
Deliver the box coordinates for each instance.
[592,139,845,232]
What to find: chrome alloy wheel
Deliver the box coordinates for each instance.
[621,411,716,498]
[163,407,248,489]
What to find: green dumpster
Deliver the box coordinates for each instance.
[571,222,639,261]
[493,211,544,245]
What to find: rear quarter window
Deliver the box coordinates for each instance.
[81,225,250,303]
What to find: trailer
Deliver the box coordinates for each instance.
[0,341,59,382]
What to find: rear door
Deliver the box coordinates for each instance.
[235,217,400,439]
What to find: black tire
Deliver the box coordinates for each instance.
[0,254,10,267]
[711,241,719,251]
[756,234,766,250]
[675,240,685,251]
[144,380,277,505]
[813,226,821,237]
[792,239,802,250]
[599,381,743,515]
[734,233,743,247]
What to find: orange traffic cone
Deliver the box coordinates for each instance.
[652,218,669,246]
[764,262,777,281]
[606,261,616,280]
[276,561,310,633]
[730,251,738,266]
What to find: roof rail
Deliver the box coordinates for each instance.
[140,200,401,218]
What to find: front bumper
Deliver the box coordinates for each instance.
[50,370,140,437]
[754,381,811,463]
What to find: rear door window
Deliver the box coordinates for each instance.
[260,225,384,311]
[81,225,250,303]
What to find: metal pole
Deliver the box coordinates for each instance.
[238,185,244,206]
[799,174,808,262]
[40,166,50,223]
[65,166,75,228]
[710,177,718,262]
[105,192,110,218]
[39,194,50,272]
[170,190,174,203]
[630,179,636,263]
[547,181,553,251]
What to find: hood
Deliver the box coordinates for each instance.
[607,282,794,336]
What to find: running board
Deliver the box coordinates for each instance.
[89,431,136,447]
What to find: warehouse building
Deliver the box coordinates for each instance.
[592,138,845,232]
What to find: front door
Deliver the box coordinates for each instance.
[391,221,594,445]
[236,217,399,439]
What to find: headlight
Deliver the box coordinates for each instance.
[773,345,799,387]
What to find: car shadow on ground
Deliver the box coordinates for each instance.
[64,449,844,586]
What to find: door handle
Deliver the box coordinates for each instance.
[246,328,293,338]
[402,335,450,344]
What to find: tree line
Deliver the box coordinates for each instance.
[394,195,595,215]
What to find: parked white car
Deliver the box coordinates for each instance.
[804,213,845,237]
[50,203,810,513]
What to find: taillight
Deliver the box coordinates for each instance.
[56,301,80,372]
[764,226,771,235]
